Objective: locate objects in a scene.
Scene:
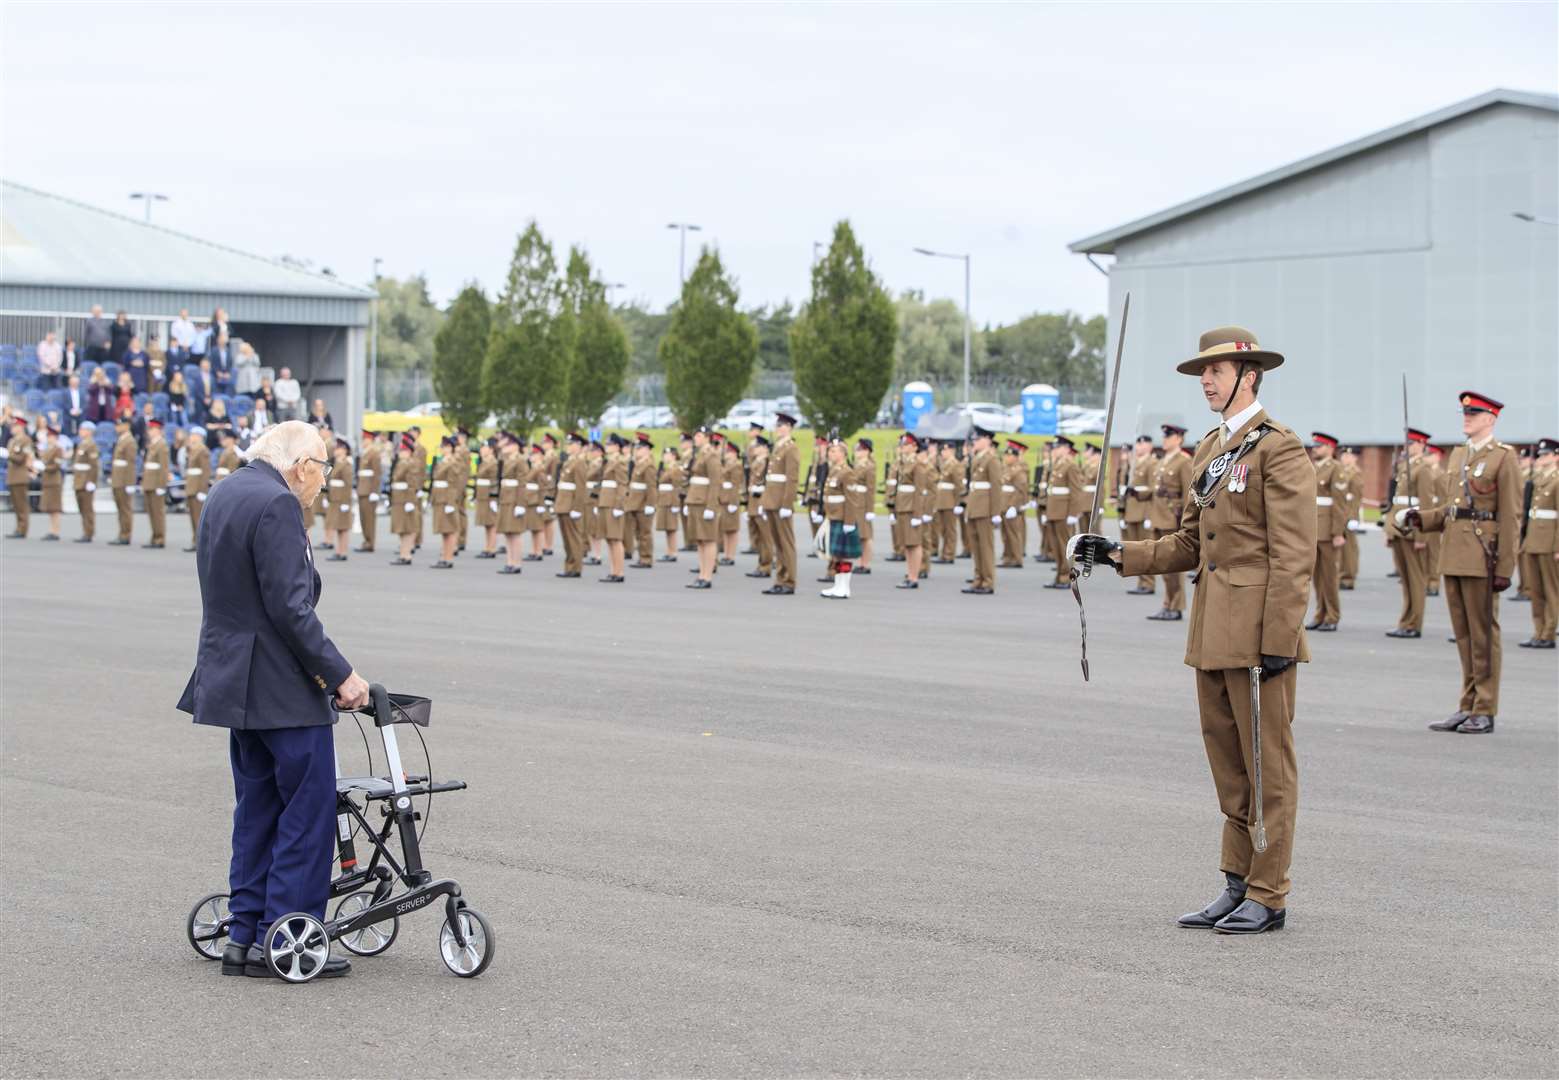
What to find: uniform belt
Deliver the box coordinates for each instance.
[330,480,346,488]
[1000,484,1015,492]
[587,482,599,489]
[475,479,492,486]
[1133,485,1149,492]
[630,482,648,490]
[937,482,956,490]
[524,482,539,490]
[658,483,673,491]
[849,484,869,493]
[1048,486,1069,494]
[971,481,992,490]
[1315,496,1334,505]
[216,468,231,476]
[601,480,618,488]
[432,480,450,488]
[750,485,765,494]
[144,462,161,469]
[73,463,92,471]
[558,481,578,490]
[500,479,519,487]
[721,481,734,489]
[826,494,845,503]
[885,480,898,488]
[1446,506,1495,521]
[1083,485,1097,492]
[1392,496,1417,505]
[392,482,408,490]
[690,476,711,485]
[766,473,786,482]
[1531,508,1559,520]
[358,469,374,477]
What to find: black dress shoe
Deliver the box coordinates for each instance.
[555,571,581,578]
[806,551,819,559]
[327,553,348,562]
[75,537,94,543]
[958,553,972,560]
[686,579,711,589]
[543,548,554,555]
[1458,714,1495,734]
[42,533,60,541]
[475,551,496,559]
[1428,711,1468,732]
[221,942,249,975]
[499,565,522,575]
[108,538,130,546]
[1304,619,1323,630]
[896,579,919,589]
[1212,898,1285,935]
[315,542,332,550]
[762,584,794,595]
[523,554,543,562]
[885,554,906,562]
[430,560,453,569]
[1447,635,1457,643]
[1385,627,1421,638]
[1177,872,1247,929]
[583,557,601,566]
[390,557,412,566]
[740,548,757,555]
[817,576,836,583]
[1127,586,1155,595]
[1511,594,1531,602]
[141,542,165,549]
[745,569,770,578]
[245,943,351,979]
[657,555,678,563]
[599,574,624,583]
[932,558,954,565]
[1534,639,1556,649]
[855,567,871,576]
[353,545,375,553]
[1313,622,1338,632]
[1147,609,1182,621]
[633,561,653,569]
[961,586,993,594]
[717,558,735,567]
[1426,589,1439,597]
[1042,581,1070,590]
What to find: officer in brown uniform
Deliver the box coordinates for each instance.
[37,426,65,540]
[1149,424,1192,620]
[1041,436,1080,589]
[655,445,683,562]
[388,434,420,565]
[555,432,590,577]
[934,441,960,563]
[214,429,242,486]
[744,435,773,578]
[108,417,138,545]
[324,436,354,561]
[626,432,657,570]
[896,434,936,590]
[354,430,383,553]
[5,416,34,537]
[472,438,499,558]
[140,419,170,548]
[71,420,100,542]
[1517,439,1559,648]
[1384,429,1438,639]
[1072,325,1312,934]
[523,442,547,559]
[598,433,630,583]
[719,435,744,566]
[1121,435,1157,595]
[1075,444,1102,537]
[496,434,527,575]
[182,426,212,552]
[961,425,1002,594]
[1337,445,1364,589]
[761,412,800,594]
[1399,391,1522,734]
[428,436,461,568]
[999,440,1026,568]
[1305,432,1346,631]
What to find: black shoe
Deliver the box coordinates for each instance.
[1458,714,1495,734]
[762,585,794,595]
[1387,570,1399,578]
[1036,556,1054,564]
[390,557,412,566]
[718,558,735,566]
[958,553,971,560]
[932,558,954,565]
[108,538,130,546]
[885,554,906,562]
[633,562,653,569]
[1304,619,1323,630]
[245,943,351,979]
[745,570,771,578]
[686,579,712,589]
[657,555,678,563]
[315,542,332,550]
[584,557,601,566]
[555,571,581,578]
[183,545,198,553]
[896,579,919,590]
[855,567,871,576]
[4,532,24,539]
[326,553,348,562]
[543,548,554,556]
[961,586,993,594]
[353,546,375,553]
[1042,581,1070,590]
[1127,586,1155,595]
[141,542,164,549]
[806,552,819,559]
[599,574,625,583]
[475,551,496,559]
[499,565,522,575]
[817,576,835,583]
[75,536,94,543]
[1426,589,1439,597]
[430,560,453,569]
[42,533,59,541]
[918,570,928,579]
[1313,622,1338,632]
[1385,627,1421,638]
[1534,639,1556,649]
[740,548,757,555]
[221,942,249,976]
[522,554,543,562]
[1340,583,1354,591]
[1212,898,1285,935]
[1511,594,1531,603]
[1147,609,1182,621]
[1428,711,1468,732]
[1177,872,1247,929]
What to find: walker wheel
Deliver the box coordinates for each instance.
[185,892,231,960]
[264,913,331,983]
[438,907,495,978]
[333,891,399,957]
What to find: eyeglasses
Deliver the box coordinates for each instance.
[302,456,333,478]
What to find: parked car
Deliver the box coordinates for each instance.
[404,401,442,417]
[951,401,1019,433]
[1059,408,1107,435]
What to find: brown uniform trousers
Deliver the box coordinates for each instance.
[1310,458,1344,625]
[1121,453,1157,591]
[1120,410,1314,909]
[185,444,211,542]
[1153,452,1191,611]
[1518,468,1558,643]
[747,452,772,572]
[999,457,1025,566]
[1386,459,1436,632]
[142,441,170,544]
[556,455,590,573]
[72,442,99,539]
[6,433,33,535]
[1415,439,1522,717]
[111,433,137,541]
[966,449,1001,590]
[762,437,800,589]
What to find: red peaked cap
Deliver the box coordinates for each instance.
[1460,391,1503,414]
[1407,428,1432,444]
[1310,432,1338,447]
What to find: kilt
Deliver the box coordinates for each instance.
[686,505,719,542]
[828,519,862,560]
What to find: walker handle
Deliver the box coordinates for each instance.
[366,682,392,726]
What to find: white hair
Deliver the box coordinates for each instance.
[243,420,324,471]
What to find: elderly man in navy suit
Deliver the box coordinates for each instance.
[178,420,370,979]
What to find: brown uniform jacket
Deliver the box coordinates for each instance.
[141,439,170,493]
[555,454,590,515]
[215,446,242,483]
[184,443,212,497]
[1121,410,1316,669]
[356,451,384,497]
[912,460,937,520]
[6,432,34,486]
[1123,453,1156,524]
[845,462,872,522]
[325,466,354,529]
[1152,451,1191,530]
[1521,467,1558,555]
[598,455,628,511]
[473,458,498,522]
[496,452,525,518]
[719,457,743,512]
[39,443,65,494]
[1069,459,1097,521]
[389,457,420,533]
[624,457,652,512]
[761,436,799,512]
[1339,462,1364,528]
[1001,457,1025,513]
[1043,456,1077,520]
[1313,458,1346,540]
[72,438,100,490]
[656,461,683,510]
[1415,439,1523,578]
[685,446,719,509]
[936,455,961,511]
[965,449,1002,518]
[1384,456,1438,541]
[111,434,138,487]
[746,449,769,508]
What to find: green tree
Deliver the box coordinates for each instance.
[482,222,565,437]
[616,302,672,378]
[431,284,491,432]
[790,220,897,436]
[555,246,631,427]
[985,311,1105,392]
[374,274,445,373]
[749,301,795,372]
[893,289,986,392]
[658,248,757,429]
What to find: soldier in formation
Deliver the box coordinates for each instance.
[35,424,65,540]
[555,432,590,578]
[1337,444,1364,589]
[388,433,421,566]
[961,425,1002,595]
[744,435,773,579]
[1305,432,1345,632]
[933,440,960,563]
[760,411,800,595]
[1517,437,1558,649]
[5,415,33,538]
[72,420,100,542]
[818,437,865,599]
[183,426,211,553]
[895,434,936,590]
[655,444,682,561]
[141,419,170,549]
[999,440,1027,569]
[1384,428,1438,639]
[1148,424,1191,621]
[598,433,630,582]
[1040,436,1080,589]
[1119,434,1156,595]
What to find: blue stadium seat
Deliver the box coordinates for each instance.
[230,395,253,418]
[46,389,70,415]
[183,363,202,387]
[0,356,14,380]
[81,361,100,382]
[151,392,171,423]
[23,389,46,414]
[17,358,39,380]
[0,344,16,359]
[101,361,121,385]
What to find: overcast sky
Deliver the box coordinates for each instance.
[4,2,1555,324]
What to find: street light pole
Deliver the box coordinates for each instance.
[129,192,168,222]
[913,246,972,413]
[601,281,627,305]
[1512,210,1559,226]
[666,222,703,286]
[369,257,382,412]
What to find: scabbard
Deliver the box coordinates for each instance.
[1249,667,1268,854]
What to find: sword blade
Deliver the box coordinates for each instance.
[1089,292,1130,526]
[1402,373,1413,501]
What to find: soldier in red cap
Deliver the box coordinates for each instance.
[141,418,170,548]
[1398,391,1522,734]
[1384,429,1438,639]
[1305,432,1345,631]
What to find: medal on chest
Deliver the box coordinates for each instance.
[1228,463,1249,493]
[1473,460,1486,478]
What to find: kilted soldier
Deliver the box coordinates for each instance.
[655,445,683,562]
[1305,432,1345,631]
[961,425,1002,594]
[1041,436,1080,590]
[934,440,960,563]
[36,425,65,540]
[496,435,527,575]
[555,432,591,578]
[141,419,170,548]
[598,433,629,583]
[684,427,721,589]
[324,437,354,561]
[745,435,773,578]
[820,439,864,599]
[183,426,212,552]
[1072,324,1312,934]
[627,433,657,569]
[719,435,743,565]
[1517,438,1558,649]
[1121,435,1157,594]
[108,417,137,545]
[355,430,383,553]
[1338,445,1364,588]
[1398,391,1522,734]
[760,412,800,594]
[5,415,34,537]
[1149,424,1191,621]
[852,438,877,575]
[999,440,1026,568]
[71,420,100,542]
[472,439,498,558]
[1384,429,1438,639]
[388,434,420,566]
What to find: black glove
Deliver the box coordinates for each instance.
[1260,655,1294,681]
[1492,575,1510,593]
[1068,533,1123,574]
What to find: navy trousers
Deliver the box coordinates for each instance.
[227,725,335,946]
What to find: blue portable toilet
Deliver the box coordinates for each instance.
[901,381,934,431]
[1021,383,1059,435]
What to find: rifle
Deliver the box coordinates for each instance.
[548,449,564,512]
[1520,445,1535,544]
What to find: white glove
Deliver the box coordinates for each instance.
[444,504,455,514]
[1004,506,1017,519]
[1394,509,1412,528]
[889,513,897,525]
[128,485,140,494]
[1025,501,1038,511]
[844,524,857,533]
[29,459,42,474]
[196,492,206,501]
[613,508,624,518]
[757,508,766,519]
[570,510,582,520]
[0,448,7,459]
[681,506,688,517]
[810,511,822,525]
[155,488,166,496]
[910,517,921,527]
[727,504,737,514]
[489,501,498,513]
[86,482,96,492]
[1143,520,1153,530]
[516,505,526,516]
[778,507,792,519]
[1040,515,1048,526]
[953,506,963,517]
[991,516,1001,526]
[404,501,415,513]
[865,512,875,522]
[369,493,380,502]
[702,508,715,520]
[1066,516,1078,526]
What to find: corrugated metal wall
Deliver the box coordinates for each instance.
[0,285,369,327]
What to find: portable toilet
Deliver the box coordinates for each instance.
[901,381,935,431]
[1021,383,1059,435]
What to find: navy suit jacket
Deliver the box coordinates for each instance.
[177,460,351,730]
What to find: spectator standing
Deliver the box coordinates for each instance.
[204,398,232,440]
[308,398,333,430]
[85,368,115,424]
[146,343,167,394]
[114,372,136,421]
[254,374,277,416]
[234,415,254,450]
[83,305,112,365]
[209,333,235,393]
[273,366,302,420]
[250,397,274,435]
[61,338,80,378]
[132,400,157,450]
[170,309,196,351]
[37,331,64,388]
[64,374,85,436]
[109,311,134,361]
[210,307,230,343]
[124,335,150,393]
[190,320,212,364]
[235,341,262,394]
[167,371,190,427]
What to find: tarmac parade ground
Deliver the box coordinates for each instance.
[1,514,1555,1078]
